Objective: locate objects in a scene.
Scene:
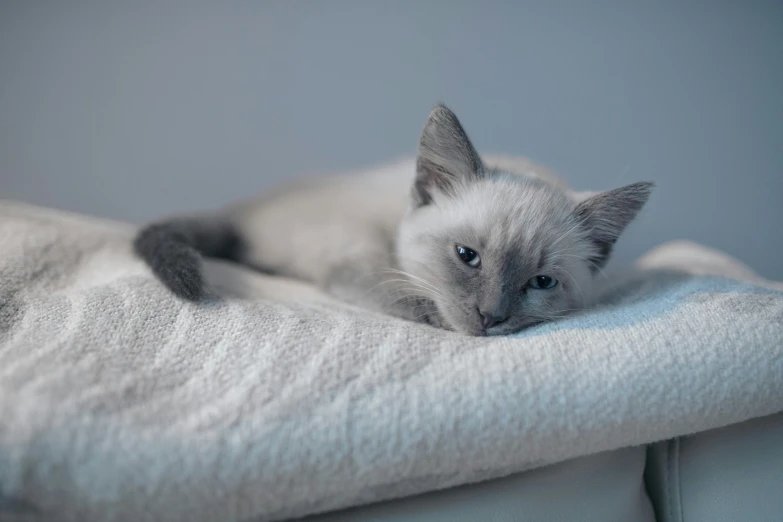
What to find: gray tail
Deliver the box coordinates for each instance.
[133,216,244,300]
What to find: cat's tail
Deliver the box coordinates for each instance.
[133,215,245,300]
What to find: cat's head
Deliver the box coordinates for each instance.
[396,105,653,336]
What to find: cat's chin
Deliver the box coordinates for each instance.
[422,307,474,336]
[434,309,501,337]
[454,326,508,337]
[451,317,554,337]
[437,315,487,337]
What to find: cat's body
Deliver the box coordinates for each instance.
[135,105,652,336]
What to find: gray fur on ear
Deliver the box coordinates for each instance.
[413,104,484,207]
[574,181,654,267]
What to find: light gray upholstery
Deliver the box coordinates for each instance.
[646,412,783,522]
[302,413,783,522]
[301,447,654,522]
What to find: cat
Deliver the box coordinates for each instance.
[134,104,653,336]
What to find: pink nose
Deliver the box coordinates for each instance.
[480,311,507,329]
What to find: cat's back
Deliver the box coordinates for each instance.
[237,158,414,233]
[231,159,415,281]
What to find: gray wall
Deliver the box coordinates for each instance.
[1,1,781,278]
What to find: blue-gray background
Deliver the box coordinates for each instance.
[1,2,781,278]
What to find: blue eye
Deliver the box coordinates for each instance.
[528,275,558,290]
[456,245,481,268]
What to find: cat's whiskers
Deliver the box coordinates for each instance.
[389,295,427,310]
[370,278,447,314]
[387,253,442,279]
[369,279,437,303]
[382,268,441,290]
[407,308,437,323]
[377,269,448,301]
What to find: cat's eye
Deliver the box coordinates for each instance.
[528,275,558,290]
[455,245,481,268]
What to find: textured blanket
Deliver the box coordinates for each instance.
[1,200,782,522]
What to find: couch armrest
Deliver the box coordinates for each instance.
[302,446,654,522]
[645,412,783,522]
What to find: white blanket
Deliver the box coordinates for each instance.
[1,200,782,522]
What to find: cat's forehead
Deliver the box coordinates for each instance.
[440,175,578,245]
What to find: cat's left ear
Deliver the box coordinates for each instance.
[574,181,654,268]
[413,104,484,207]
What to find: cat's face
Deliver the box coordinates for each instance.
[398,175,597,335]
[396,105,652,336]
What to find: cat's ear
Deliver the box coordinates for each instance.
[413,104,484,207]
[574,181,654,268]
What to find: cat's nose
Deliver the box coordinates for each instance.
[480,310,507,330]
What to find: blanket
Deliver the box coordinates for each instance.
[1,200,782,522]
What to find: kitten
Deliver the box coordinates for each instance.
[134,105,653,336]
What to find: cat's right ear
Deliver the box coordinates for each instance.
[413,104,484,207]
